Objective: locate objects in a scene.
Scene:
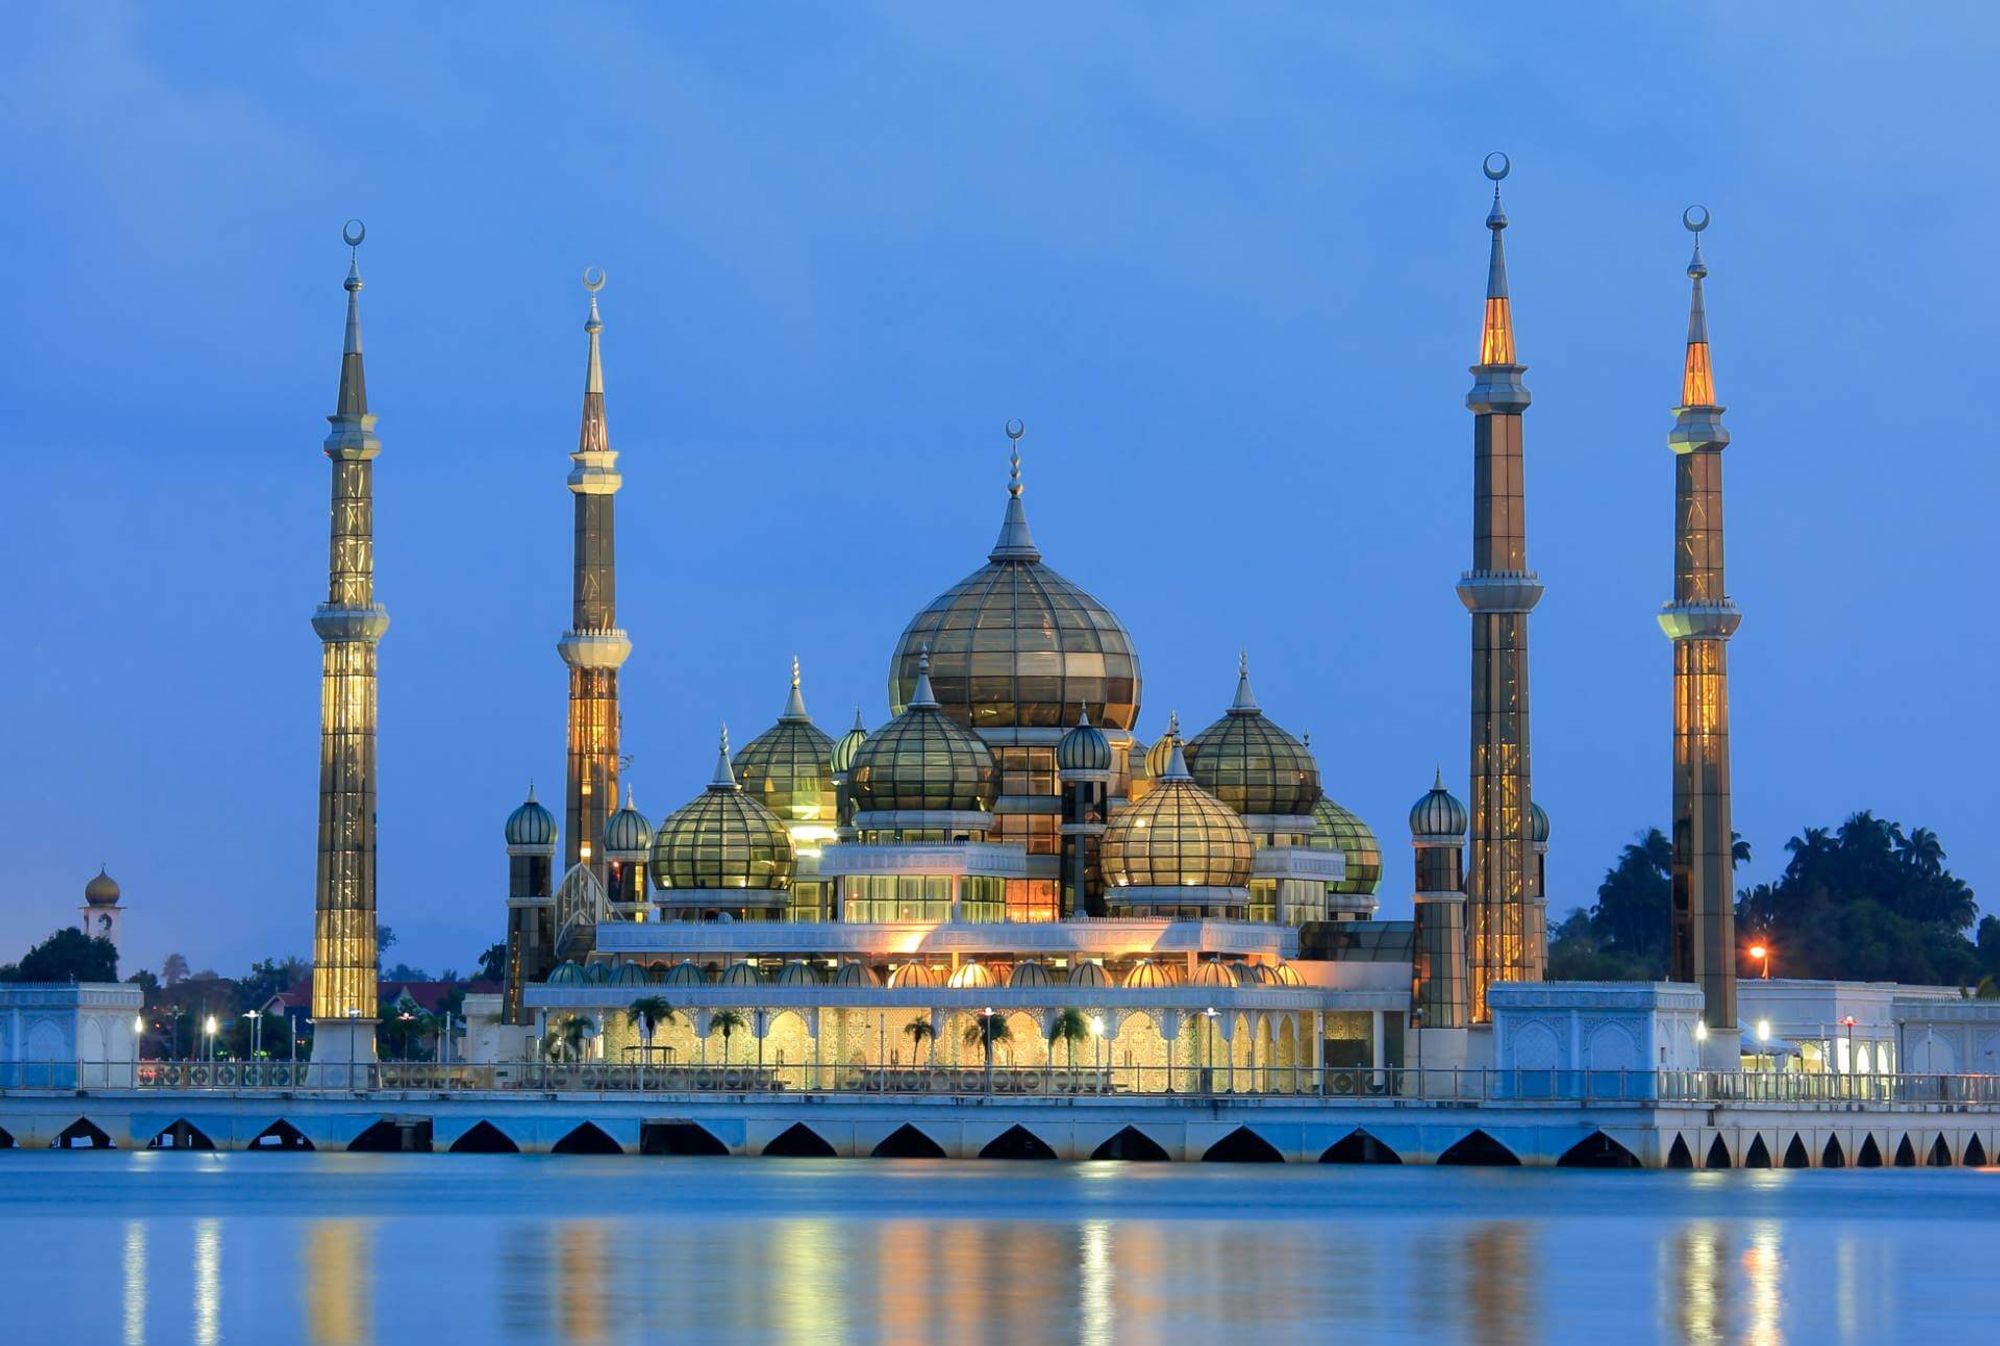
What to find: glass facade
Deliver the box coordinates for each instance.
[1101,780,1254,890]
[650,789,795,893]
[1309,797,1383,896]
[849,708,996,814]
[734,719,837,825]
[1185,709,1321,818]
[843,875,1004,923]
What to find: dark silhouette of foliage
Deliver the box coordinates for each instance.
[2,928,119,983]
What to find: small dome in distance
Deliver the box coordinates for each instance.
[1531,800,1551,845]
[1409,770,1469,838]
[1008,960,1055,988]
[505,788,558,850]
[603,788,653,857]
[1057,709,1114,774]
[84,867,121,906]
[1067,961,1113,987]
[849,650,998,814]
[830,707,869,775]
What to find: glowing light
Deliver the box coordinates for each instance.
[1694,1020,1708,1043]
[1089,1016,1105,1038]
[1756,1019,1771,1043]
[203,1016,218,1037]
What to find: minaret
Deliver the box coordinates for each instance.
[501,788,558,1025]
[1410,771,1470,1032]
[1056,710,1113,919]
[1456,154,1544,1021]
[556,269,631,882]
[1660,206,1740,1037]
[310,220,388,1067]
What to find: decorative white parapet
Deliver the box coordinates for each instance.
[0,982,145,1088]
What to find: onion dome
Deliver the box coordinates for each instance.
[719,961,763,986]
[505,787,559,850]
[1275,963,1304,987]
[1184,655,1321,817]
[849,651,998,813]
[1309,797,1383,897]
[603,788,653,858]
[1123,958,1180,989]
[1128,736,1152,786]
[610,961,646,986]
[1008,960,1055,988]
[1531,800,1551,845]
[1237,963,1279,987]
[888,962,940,989]
[887,426,1140,731]
[83,867,121,907]
[1101,739,1254,889]
[1067,961,1113,987]
[662,960,707,986]
[1191,959,1240,988]
[547,961,585,986]
[1057,709,1113,774]
[1410,770,1469,838]
[832,960,882,988]
[830,707,869,775]
[775,960,822,986]
[947,960,996,989]
[650,728,795,891]
[733,658,837,824]
[1143,714,1182,777]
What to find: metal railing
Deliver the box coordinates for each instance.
[10,1061,2000,1108]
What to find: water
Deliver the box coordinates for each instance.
[0,1154,1994,1345]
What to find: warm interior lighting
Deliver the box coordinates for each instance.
[1682,342,1714,405]
[1480,297,1514,365]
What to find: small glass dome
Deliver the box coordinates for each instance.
[1143,718,1181,778]
[775,960,822,986]
[1237,963,1279,987]
[830,708,869,776]
[1309,797,1383,897]
[1008,960,1055,988]
[505,790,558,849]
[849,652,997,814]
[831,960,882,988]
[1410,770,1469,838]
[1274,963,1304,987]
[84,867,121,906]
[1190,959,1240,988]
[947,961,996,989]
[718,961,763,986]
[1184,659,1321,817]
[733,661,837,825]
[1067,961,1113,987]
[662,960,708,986]
[1122,959,1180,989]
[609,961,647,985]
[546,961,584,986]
[888,962,940,989]
[651,730,796,892]
[1101,740,1254,889]
[583,963,612,985]
[603,793,653,858]
[1531,800,1551,845]
[1057,711,1114,774]
[887,445,1140,731]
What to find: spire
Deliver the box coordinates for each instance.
[909,646,941,709]
[1229,650,1260,714]
[1478,155,1515,367]
[782,655,810,721]
[851,705,866,733]
[1161,715,1193,782]
[526,780,537,804]
[710,725,738,790]
[988,418,1041,562]
[578,268,609,459]
[1076,706,1092,729]
[324,220,380,458]
[1670,207,1730,453]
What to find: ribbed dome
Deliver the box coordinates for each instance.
[650,731,795,892]
[775,960,822,986]
[1190,959,1240,988]
[1309,797,1383,897]
[849,653,997,813]
[602,791,653,857]
[887,445,1140,731]
[733,661,836,824]
[719,960,763,986]
[1101,740,1254,889]
[830,707,869,775]
[1067,961,1113,987]
[1143,719,1180,778]
[1008,960,1055,988]
[1057,710,1113,773]
[1123,958,1180,989]
[947,960,996,989]
[1410,771,1469,838]
[831,960,882,987]
[83,867,121,906]
[662,960,708,986]
[1531,800,1551,845]
[505,791,558,849]
[1184,659,1320,817]
[888,962,940,989]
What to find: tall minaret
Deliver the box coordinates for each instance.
[1660,207,1740,1037]
[310,220,388,1067]
[1457,153,1544,1021]
[557,269,630,882]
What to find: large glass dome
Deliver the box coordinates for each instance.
[1101,739,1253,889]
[1309,796,1383,896]
[888,456,1139,731]
[650,734,795,892]
[733,662,836,825]
[1184,660,1321,818]
[850,654,998,814]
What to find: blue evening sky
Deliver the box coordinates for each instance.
[0,4,1992,978]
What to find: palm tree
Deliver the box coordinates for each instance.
[625,996,677,1077]
[1046,1008,1090,1079]
[903,1016,936,1070]
[709,1008,747,1067]
[964,1012,1013,1091]
[543,1014,592,1064]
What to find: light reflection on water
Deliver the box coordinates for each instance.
[12,1154,1999,1344]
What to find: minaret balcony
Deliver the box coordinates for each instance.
[1456,570,1544,614]
[1465,363,1531,413]
[566,457,623,495]
[1669,405,1730,454]
[1657,601,1741,641]
[311,603,390,644]
[557,628,632,669]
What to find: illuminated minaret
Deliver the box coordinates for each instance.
[1457,154,1543,1021]
[310,220,388,1066]
[557,269,630,881]
[1660,207,1740,1036]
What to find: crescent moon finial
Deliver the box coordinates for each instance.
[1005,418,1025,442]
[583,266,607,294]
[1682,204,1711,234]
[342,219,366,249]
[1482,152,1511,183]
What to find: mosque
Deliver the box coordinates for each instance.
[296,159,1745,1089]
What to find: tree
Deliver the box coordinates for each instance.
[902,1016,936,1068]
[543,1014,592,1064]
[476,942,507,982]
[4,928,119,983]
[708,1008,747,1066]
[1046,1008,1090,1074]
[235,956,308,1014]
[126,969,161,997]
[626,996,678,1063]
[964,1012,1012,1089]
[162,953,190,987]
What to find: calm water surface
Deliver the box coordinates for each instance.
[0,1153,1994,1345]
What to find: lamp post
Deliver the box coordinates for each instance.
[1201,1007,1219,1094]
[1842,1015,1857,1080]
[979,1007,996,1094]
[203,1015,218,1065]
[241,1009,261,1062]
[397,1011,415,1062]
[1089,1014,1104,1086]
[1755,1018,1772,1077]
[1749,942,1771,980]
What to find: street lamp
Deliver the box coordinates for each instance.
[397,1010,416,1062]
[1201,1007,1219,1092]
[1088,1014,1105,1078]
[241,1009,261,1062]
[1842,1015,1857,1076]
[203,1015,218,1064]
[1748,942,1771,980]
